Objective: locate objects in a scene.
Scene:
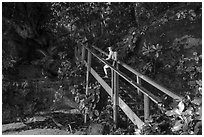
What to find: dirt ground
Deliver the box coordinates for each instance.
[2,122,86,135]
[2,109,88,135]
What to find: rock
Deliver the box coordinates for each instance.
[87,123,104,135]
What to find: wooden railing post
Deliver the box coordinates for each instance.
[84,50,91,123]
[113,52,119,128]
[136,70,149,122]
[111,56,114,124]
[136,76,141,95]
[111,67,114,96]
[144,95,150,122]
[81,45,85,62]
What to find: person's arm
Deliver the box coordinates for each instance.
[105,51,113,60]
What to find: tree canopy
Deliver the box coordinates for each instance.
[3,2,201,95]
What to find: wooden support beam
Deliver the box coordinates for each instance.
[119,98,144,129]
[89,67,144,128]
[113,52,119,128]
[144,94,150,122]
[136,76,141,95]
[111,67,114,98]
[90,67,112,95]
[81,45,182,129]
[84,51,91,123]
[85,47,161,104]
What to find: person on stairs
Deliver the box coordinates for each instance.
[103,46,115,78]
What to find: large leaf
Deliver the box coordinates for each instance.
[165,101,185,116]
[177,101,185,114]
[172,120,183,132]
[165,109,179,116]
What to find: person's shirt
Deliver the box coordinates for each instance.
[106,50,114,60]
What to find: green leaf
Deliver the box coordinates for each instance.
[177,101,185,114]
[172,120,183,132]
[165,101,185,116]
[165,108,179,116]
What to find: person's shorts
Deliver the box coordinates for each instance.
[105,60,115,67]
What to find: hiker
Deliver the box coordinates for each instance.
[103,46,115,78]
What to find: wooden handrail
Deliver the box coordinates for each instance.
[84,46,162,104]
[92,45,183,101]
[117,61,183,100]
[79,43,183,128]
[88,65,144,128]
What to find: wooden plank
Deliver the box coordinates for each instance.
[92,45,182,100]
[119,98,144,129]
[90,68,144,129]
[90,67,112,96]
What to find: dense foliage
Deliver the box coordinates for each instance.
[2,2,202,135]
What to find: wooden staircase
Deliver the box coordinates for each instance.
[75,43,183,129]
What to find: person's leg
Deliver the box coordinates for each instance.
[103,65,109,77]
[112,61,115,67]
